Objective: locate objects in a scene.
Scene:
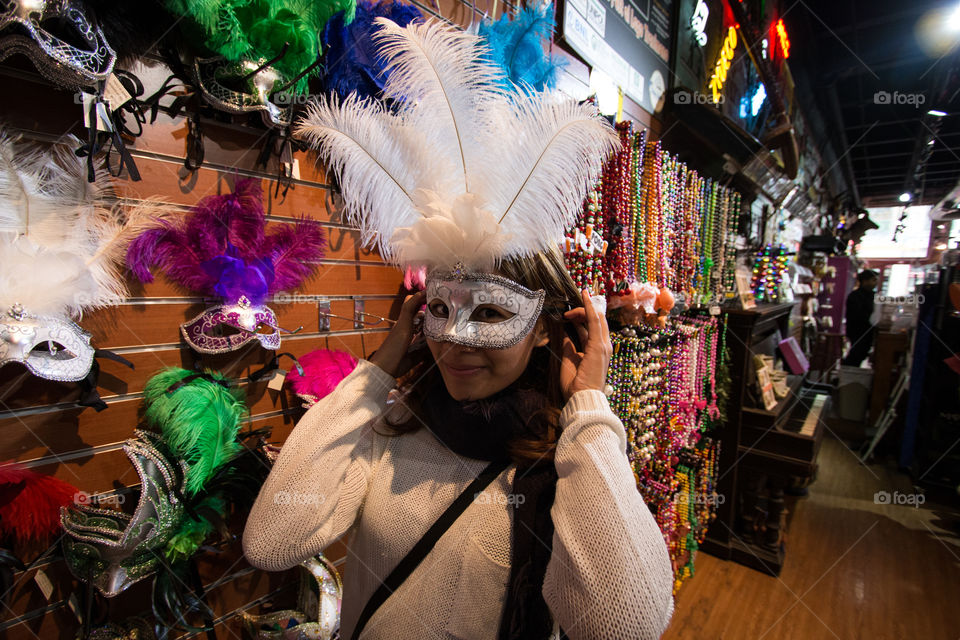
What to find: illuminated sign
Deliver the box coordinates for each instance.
[739,83,767,118]
[775,19,790,58]
[691,0,709,47]
[708,26,738,104]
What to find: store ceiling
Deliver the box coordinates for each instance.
[790,0,960,207]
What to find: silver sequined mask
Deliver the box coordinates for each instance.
[423,268,544,350]
[0,0,116,90]
[61,430,185,597]
[0,304,95,381]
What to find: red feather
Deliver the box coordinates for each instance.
[0,462,78,545]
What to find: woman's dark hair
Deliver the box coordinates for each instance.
[383,246,583,464]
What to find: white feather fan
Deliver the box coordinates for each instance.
[294,17,619,272]
[0,132,172,317]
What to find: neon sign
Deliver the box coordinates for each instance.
[775,19,790,58]
[708,26,738,104]
[691,0,709,47]
[739,83,767,118]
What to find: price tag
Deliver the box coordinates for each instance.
[267,369,287,392]
[291,157,301,181]
[103,73,133,109]
[709,305,721,316]
[67,593,83,623]
[34,569,53,600]
[81,93,114,131]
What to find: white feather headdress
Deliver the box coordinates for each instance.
[0,132,172,318]
[294,18,619,273]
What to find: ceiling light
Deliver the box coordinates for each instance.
[950,4,960,30]
[928,139,936,145]
[899,192,913,202]
[936,243,948,250]
[928,109,948,117]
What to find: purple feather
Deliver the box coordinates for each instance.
[126,180,324,300]
[266,217,326,293]
[188,178,266,260]
[126,223,219,294]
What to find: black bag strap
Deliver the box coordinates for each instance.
[350,459,510,640]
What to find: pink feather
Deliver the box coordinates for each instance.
[403,265,426,290]
[286,349,358,403]
[0,462,78,545]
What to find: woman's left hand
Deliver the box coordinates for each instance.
[560,289,612,402]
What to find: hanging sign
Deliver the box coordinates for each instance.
[561,0,674,115]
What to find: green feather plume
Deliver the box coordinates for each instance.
[142,368,247,496]
[164,0,356,94]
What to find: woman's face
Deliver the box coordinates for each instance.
[426,315,549,401]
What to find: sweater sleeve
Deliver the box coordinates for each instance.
[543,390,675,640]
[242,358,397,571]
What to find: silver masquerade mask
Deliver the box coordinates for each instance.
[180,296,284,354]
[0,303,95,381]
[0,0,116,90]
[423,267,544,350]
[61,430,185,597]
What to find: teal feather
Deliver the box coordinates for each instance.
[478,3,566,93]
[142,368,247,496]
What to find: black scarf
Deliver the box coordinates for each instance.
[421,375,561,640]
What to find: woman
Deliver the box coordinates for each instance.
[244,17,674,639]
[242,248,675,639]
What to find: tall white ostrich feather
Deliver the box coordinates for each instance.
[0,132,173,317]
[293,17,618,272]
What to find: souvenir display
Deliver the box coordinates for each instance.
[0,462,78,547]
[0,0,116,91]
[477,2,565,92]
[320,0,423,101]
[126,178,326,354]
[294,18,617,350]
[0,132,170,386]
[60,368,271,632]
[751,243,790,302]
[285,348,359,407]
[565,121,741,318]
[605,315,727,592]
[241,554,342,639]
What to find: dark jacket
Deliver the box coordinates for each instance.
[845,287,875,338]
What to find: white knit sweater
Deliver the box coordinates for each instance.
[242,359,675,639]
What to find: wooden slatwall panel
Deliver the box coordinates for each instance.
[0,1,663,636]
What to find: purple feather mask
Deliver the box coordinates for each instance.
[127,179,326,354]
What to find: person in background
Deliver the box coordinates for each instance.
[842,269,879,367]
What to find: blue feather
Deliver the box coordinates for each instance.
[478,3,566,93]
[321,0,423,101]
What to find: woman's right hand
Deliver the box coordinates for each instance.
[368,290,426,377]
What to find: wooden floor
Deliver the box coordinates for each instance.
[662,433,960,640]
